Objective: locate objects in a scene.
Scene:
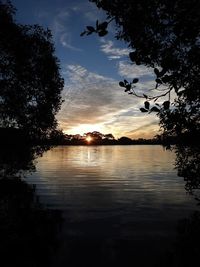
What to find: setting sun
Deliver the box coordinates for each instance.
[86,136,92,143]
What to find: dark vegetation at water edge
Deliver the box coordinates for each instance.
[0,144,63,267]
[82,0,200,143]
[1,128,198,146]
[0,0,64,141]
[0,177,63,267]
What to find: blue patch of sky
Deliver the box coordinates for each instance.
[12,0,125,80]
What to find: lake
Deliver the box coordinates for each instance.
[25,145,197,266]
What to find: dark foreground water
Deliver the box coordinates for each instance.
[24,145,197,266]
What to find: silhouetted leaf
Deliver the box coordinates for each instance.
[163,101,170,110]
[98,30,108,36]
[98,21,108,30]
[86,26,95,32]
[80,31,86,36]
[132,78,139,83]
[126,84,131,90]
[140,108,148,112]
[143,94,148,99]
[150,106,160,112]
[162,75,170,83]
[124,79,128,84]
[119,81,125,87]
[144,101,150,109]
[156,78,162,84]
[154,68,160,77]
[129,51,136,62]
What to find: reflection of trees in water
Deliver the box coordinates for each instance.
[173,146,200,266]
[1,144,200,266]
[158,211,200,267]
[0,145,50,177]
[157,145,200,267]
[0,145,63,267]
[175,145,200,199]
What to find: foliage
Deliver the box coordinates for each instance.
[175,145,200,196]
[0,177,62,267]
[82,0,200,139]
[0,1,64,139]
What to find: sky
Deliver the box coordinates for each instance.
[12,0,162,139]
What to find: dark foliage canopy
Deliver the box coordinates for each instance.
[83,0,200,140]
[0,1,64,139]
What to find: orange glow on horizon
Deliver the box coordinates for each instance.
[86,136,92,143]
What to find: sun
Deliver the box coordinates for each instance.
[86,136,92,143]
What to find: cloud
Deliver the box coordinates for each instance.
[41,8,82,51]
[60,32,82,51]
[124,120,160,139]
[57,64,159,138]
[118,61,154,79]
[100,39,131,60]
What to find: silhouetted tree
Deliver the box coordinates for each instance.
[0,1,64,140]
[175,146,200,196]
[82,0,200,140]
[104,133,115,140]
[118,136,132,144]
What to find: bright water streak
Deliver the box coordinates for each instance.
[25,145,196,240]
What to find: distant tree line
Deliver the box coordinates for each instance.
[40,130,162,145]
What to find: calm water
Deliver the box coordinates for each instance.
[25,145,197,266]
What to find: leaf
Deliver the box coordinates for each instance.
[150,106,160,112]
[132,78,139,83]
[129,52,136,62]
[163,101,170,110]
[86,26,95,32]
[155,78,162,84]
[119,81,125,87]
[98,30,108,36]
[154,68,160,77]
[80,31,86,36]
[98,21,108,30]
[86,31,93,35]
[143,94,148,99]
[126,84,131,90]
[140,108,148,112]
[124,79,128,84]
[162,75,170,83]
[144,101,150,110]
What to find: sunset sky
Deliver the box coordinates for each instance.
[12,0,162,138]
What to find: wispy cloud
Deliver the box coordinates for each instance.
[57,64,159,138]
[124,120,160,139]
[36,7,82,52]
[118,61,154,79]
[60,32,82,51]
[100,39,131,60]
